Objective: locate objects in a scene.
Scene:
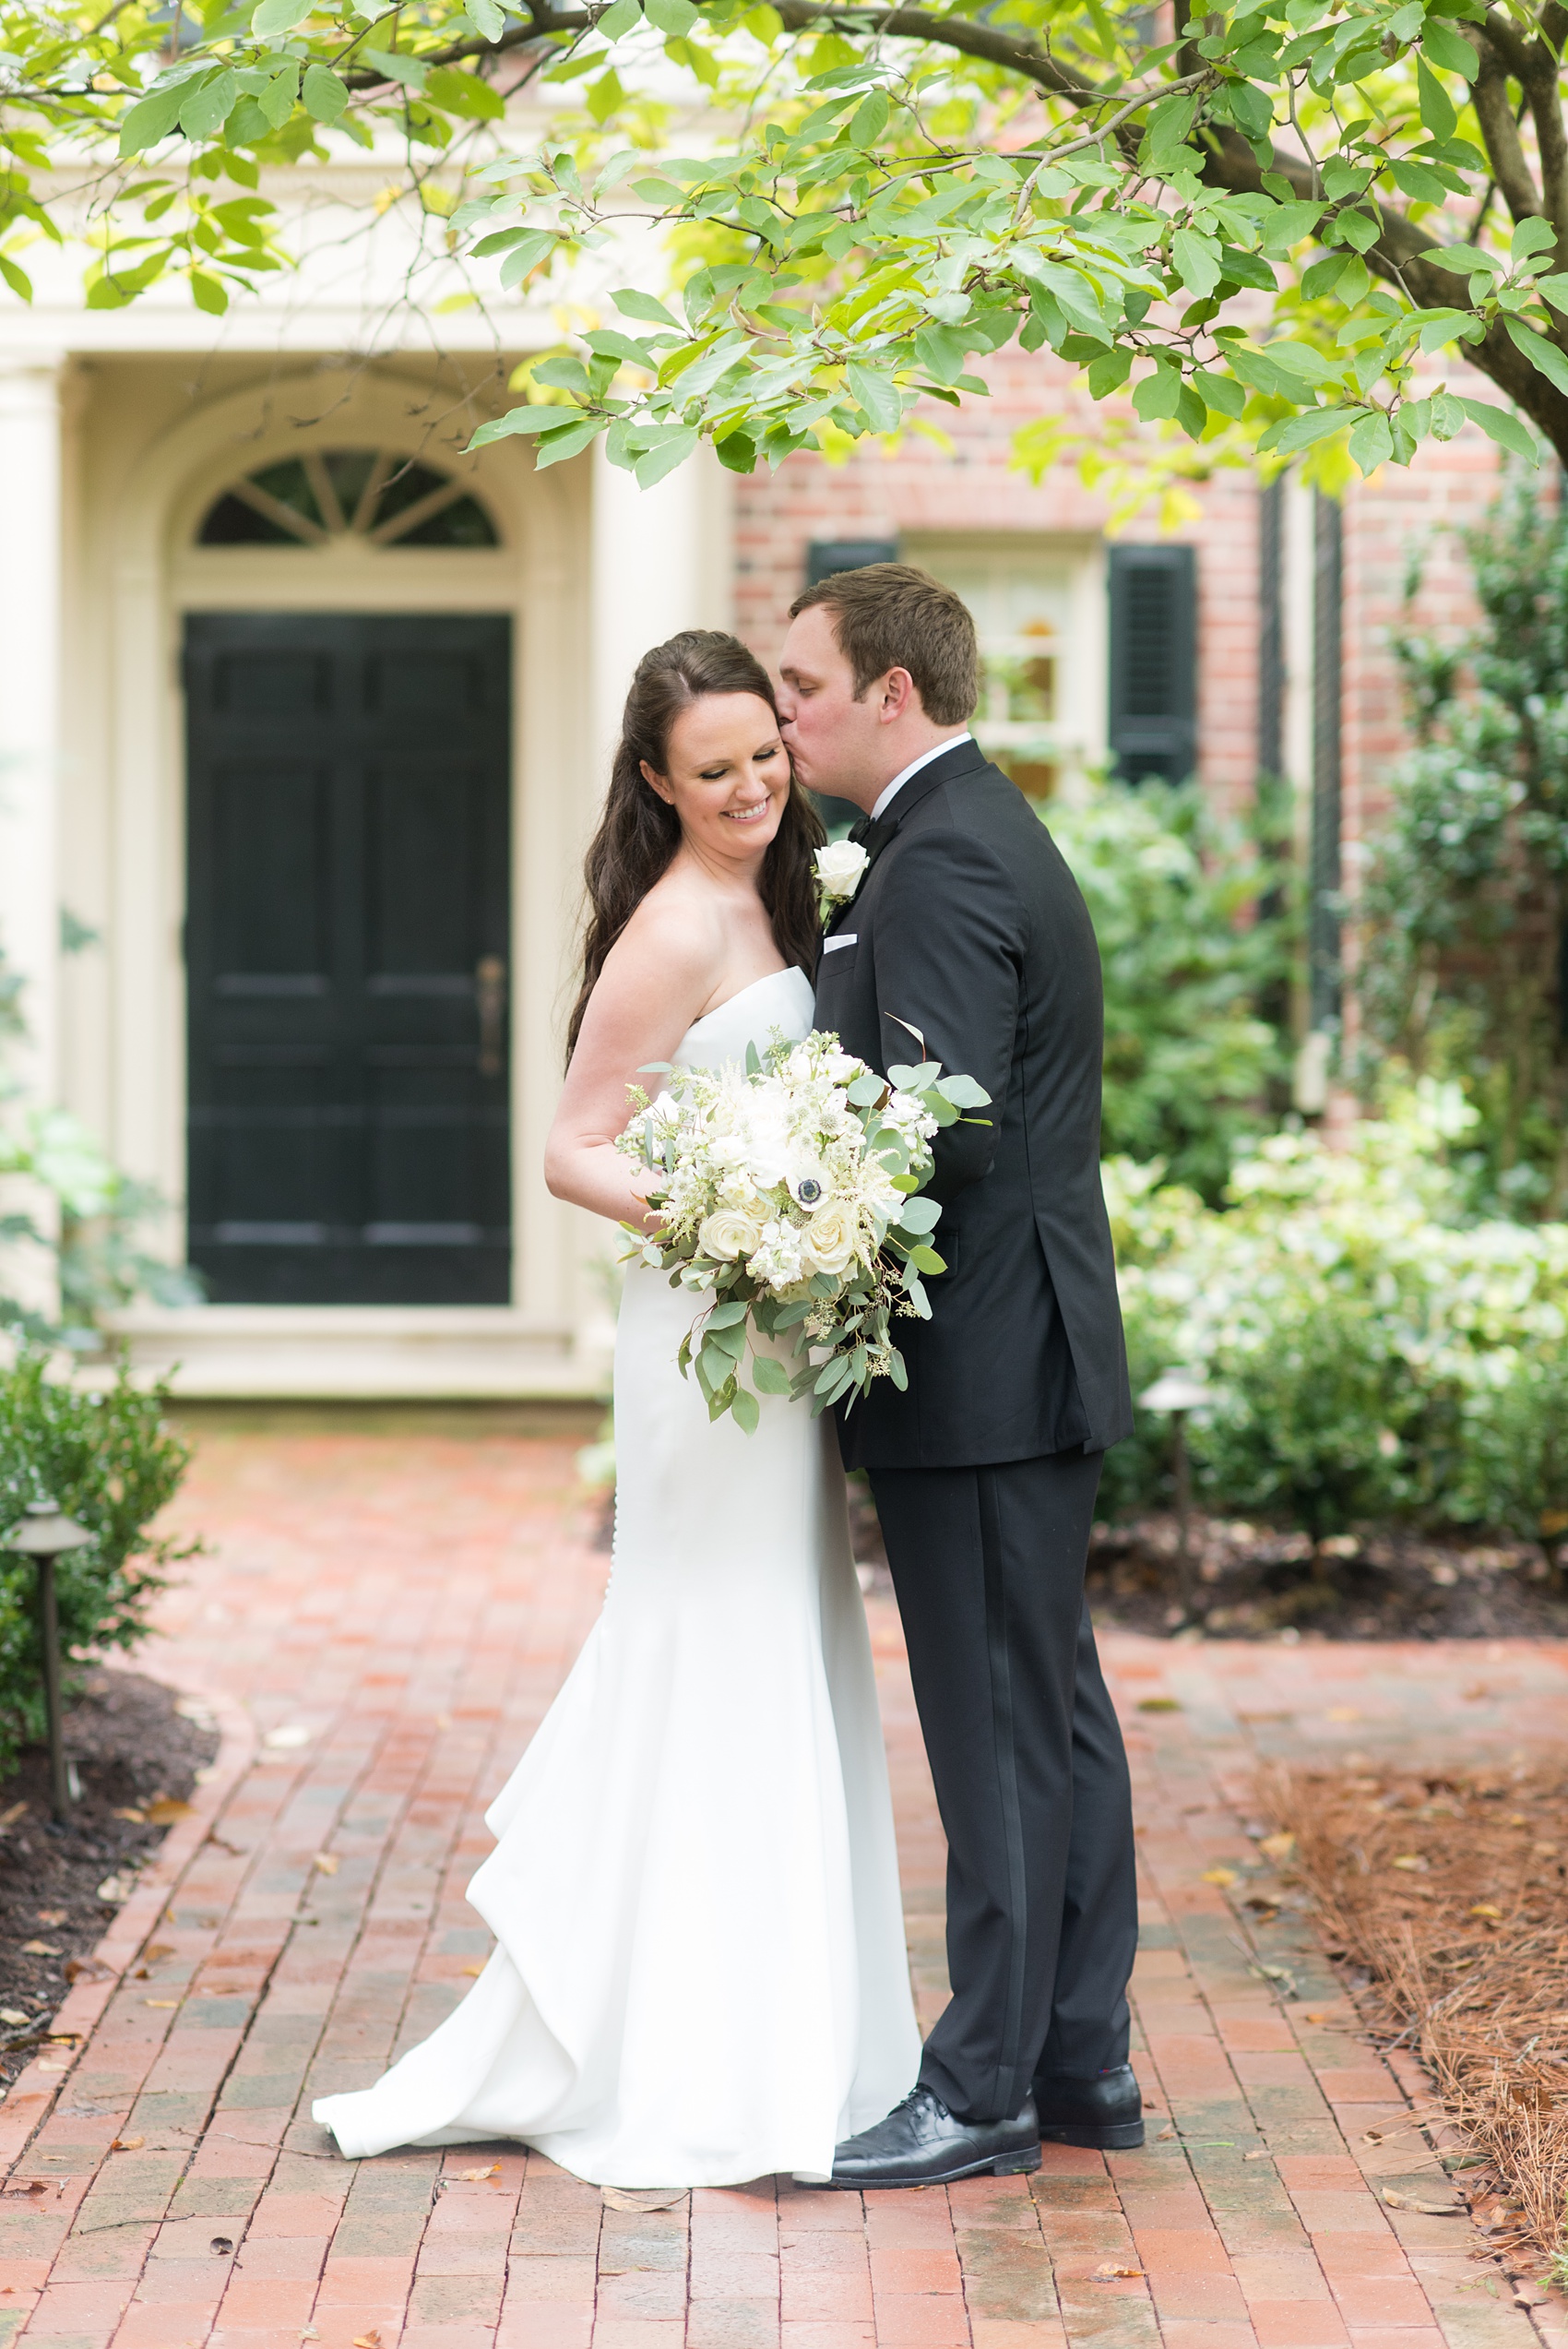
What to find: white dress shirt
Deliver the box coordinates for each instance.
[870,732,974,821]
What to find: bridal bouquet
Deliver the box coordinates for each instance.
[617,1028,990,1431]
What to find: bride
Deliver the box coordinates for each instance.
[313,631,921,2187]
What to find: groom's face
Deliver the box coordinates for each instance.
[777,604,889,806]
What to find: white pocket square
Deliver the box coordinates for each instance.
[822,934,857,953]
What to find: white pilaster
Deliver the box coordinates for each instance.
[0,355,66,1108]
[589,440,735,786]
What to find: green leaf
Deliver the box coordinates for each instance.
[1386,157,1449,204]
[469,0,508,31]
[498,232,559,289]
[646,0,700,28]
[1503,314,1568,398]
[912,324,970,385]
[752,1354,791,1394]
[614,286,680,328]
[1133,365,1182,421]
[634,426,700,485]
[893,1197,941,1234]
[1420,18,1479,78]
[909,1246,946,1273]
[250,0,314,31]
[1260,406,1352,454]
[935,1073,991,1108]
[179,69,238,140]
[1512,215,1558,264]
[1348,410,1393,473]
[706,1299,749,1329]
[118,78,188,157]
[846,360,901,434]
[1194,367,1244,418]
[1172,227,1222,299]
[1416,56,1457,141]
[598,0,644,31]
[302,64,349,123]
[731,1384,760,1435]
[533,419,607,469]
[849,89,889,145]
[258,66,298,129]
[1455,397,1539,460]
[189,268,229,315]
[0,253,33,300]
[426,66,507,120]
[362,49,427,89]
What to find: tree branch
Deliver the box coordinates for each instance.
[1200,119,1568,459]
[1471,42,1542,221]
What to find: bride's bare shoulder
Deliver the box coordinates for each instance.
[587,869,726,1035]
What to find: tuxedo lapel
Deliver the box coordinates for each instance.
[825,738,988,938]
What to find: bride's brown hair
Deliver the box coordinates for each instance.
[565,630,825,1062]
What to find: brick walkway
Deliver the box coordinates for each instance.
[4,1422,1568,2349]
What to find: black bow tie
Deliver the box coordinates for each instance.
[849,812,890,849]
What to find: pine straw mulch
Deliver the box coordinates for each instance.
[1263,1755,1568,2274]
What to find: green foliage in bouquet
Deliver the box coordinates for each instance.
[1102,1085,1568,1545]
[0,1355,198,1778]
[620,1030,989,1431]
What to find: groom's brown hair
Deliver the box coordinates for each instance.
[790,563,979,727]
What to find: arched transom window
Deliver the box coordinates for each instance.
[196,447,499,549]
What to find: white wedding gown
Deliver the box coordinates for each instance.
[314,968,921,2185]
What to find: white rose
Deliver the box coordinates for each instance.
[815,841,870,901]
[800,1198,861,1279]
[699,1206,767,1260]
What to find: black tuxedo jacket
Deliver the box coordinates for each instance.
[813,738,1133,1471]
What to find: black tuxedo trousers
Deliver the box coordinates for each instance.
[869,1450,1138,2125]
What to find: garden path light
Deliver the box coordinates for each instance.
[7,1501,94,1824]
[1138,1372,1215,1616]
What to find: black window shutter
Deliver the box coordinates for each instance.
[806,537,898,586]
[1107,543,1197,784]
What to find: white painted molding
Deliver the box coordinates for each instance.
[103,1306,611,1400]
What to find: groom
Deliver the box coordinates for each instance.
[778,564,1142,2188]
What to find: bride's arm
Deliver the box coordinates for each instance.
[545,903,719,1228]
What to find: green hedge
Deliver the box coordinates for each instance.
[0,1355,196,1778]
[1103,1086,1568,1544]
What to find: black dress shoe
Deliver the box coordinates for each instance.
[1034,2063,1145,2150]
[824,2086,1041,2188]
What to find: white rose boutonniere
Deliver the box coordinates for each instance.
[814,839,869,927]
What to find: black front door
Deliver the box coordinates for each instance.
[184,612,512,1306]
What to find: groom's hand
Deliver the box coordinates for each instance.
[872,829,1023,1207]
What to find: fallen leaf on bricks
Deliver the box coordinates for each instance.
[1258,1831,1297,1863]
[1244,2151,1274,2161]
[1391,1855,1428,1873]
[456,2164,501,2182]
[462,1963,485,1977]
[1201,1867,1239,1887]
[143,1998,179,2009]
[145,1798,191,1824]
[97,1877,133,1903]
[1092,2261,1145,2280]
[602,2185,687,2211]
[312,1853,339,1875]
[210,2236,233,2255]
[111,2137,144,2152]
[113,1806,146,1823]
[263,1725,310,1749]
[19,1941,61,1957]
[1383,2188,1462,2215]
[1137,1698,1181,1712]
[65,1958,113,1985]
[1325,1706,1361,1723]
[1468,1902,1503,1921]
[353,2331,383,2347]
[142,1943,174,1963]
